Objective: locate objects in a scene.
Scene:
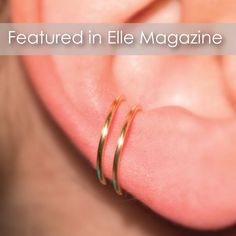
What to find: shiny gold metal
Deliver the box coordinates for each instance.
[97,96,125,185]
[112,105,141,195]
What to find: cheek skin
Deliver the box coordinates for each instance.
[10,0,236,230]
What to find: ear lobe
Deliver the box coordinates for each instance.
[10,0,236,230]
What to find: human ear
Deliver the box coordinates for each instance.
[10,0,236,230]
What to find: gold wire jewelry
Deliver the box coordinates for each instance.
[97,96,125,185]
[112,105,141,195]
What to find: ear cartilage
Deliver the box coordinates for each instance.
[96,96,125,185]
[112,105,142,196]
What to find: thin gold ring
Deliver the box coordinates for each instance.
[97,96,125,185]
[112,105,141,195]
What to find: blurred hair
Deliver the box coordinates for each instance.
[0,0,8,22]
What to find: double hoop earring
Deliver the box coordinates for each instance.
[112,105,141,195]
[96,96,125,185]
[96,96,141,195]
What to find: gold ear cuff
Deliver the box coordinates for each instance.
[96,97,141,195]
[96,96,125,185]
[112,105,141,195]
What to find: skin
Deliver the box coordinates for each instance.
[3,56,236,236]
[1,0,236,234]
